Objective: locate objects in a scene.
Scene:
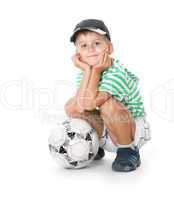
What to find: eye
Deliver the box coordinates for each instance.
[95,42,100,45]
[81,44,87,48]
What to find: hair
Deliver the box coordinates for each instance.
[74,30,110,45]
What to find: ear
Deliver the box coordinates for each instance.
[108,42,114,55]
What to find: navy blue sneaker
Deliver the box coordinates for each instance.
[112,147,141,172]
[94,147,105,160]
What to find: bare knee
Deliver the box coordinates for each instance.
[100,97,123,116]
[100,97,136,139]
[64,97,81,117]
[100,97,131,123]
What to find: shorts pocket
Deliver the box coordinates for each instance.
[143,119,151,141]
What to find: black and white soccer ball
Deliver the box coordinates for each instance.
[48,118,99,169]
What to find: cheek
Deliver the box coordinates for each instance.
[95,46,106,53]
[78,51,89,60]
[75,50,85,60]
[79,54,86,61]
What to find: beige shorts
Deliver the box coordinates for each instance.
[99,116,151,152]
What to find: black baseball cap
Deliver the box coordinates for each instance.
[70,19,111,43]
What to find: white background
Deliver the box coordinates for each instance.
[0,0,174,199]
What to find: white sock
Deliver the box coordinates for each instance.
[117,141,135,150]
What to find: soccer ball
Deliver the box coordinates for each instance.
[48,118,99,169]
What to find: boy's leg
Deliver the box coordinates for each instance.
[99,97,135,145]
[64,97,104,137]
[65,96,135,145]
[99,97,141,172]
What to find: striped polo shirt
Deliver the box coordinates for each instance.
[75,59,146,119]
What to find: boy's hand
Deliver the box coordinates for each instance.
[71,53,90,72]
[92,50,113,74]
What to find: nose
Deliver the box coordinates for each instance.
[88,44,96,52]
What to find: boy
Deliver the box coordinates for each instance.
[64,19,151,172]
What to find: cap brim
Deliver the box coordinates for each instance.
[70,27,107,42]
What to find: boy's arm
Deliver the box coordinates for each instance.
[71,52,112,111]
[64,69,91,116]
[81,69,112,111]
[80,52,113,111]
[75,68,92,112]
[70,53,93,112]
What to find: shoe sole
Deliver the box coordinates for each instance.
[112,160,141,172]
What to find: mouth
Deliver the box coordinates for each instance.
[87,54,99,58]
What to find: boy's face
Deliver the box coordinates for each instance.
[75,31,113,66]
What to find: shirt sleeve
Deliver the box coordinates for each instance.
[98,69,130,102]
[75,71,83,88]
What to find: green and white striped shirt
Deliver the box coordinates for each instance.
[75,59,146,119]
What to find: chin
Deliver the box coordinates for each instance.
[84,58,100,66]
